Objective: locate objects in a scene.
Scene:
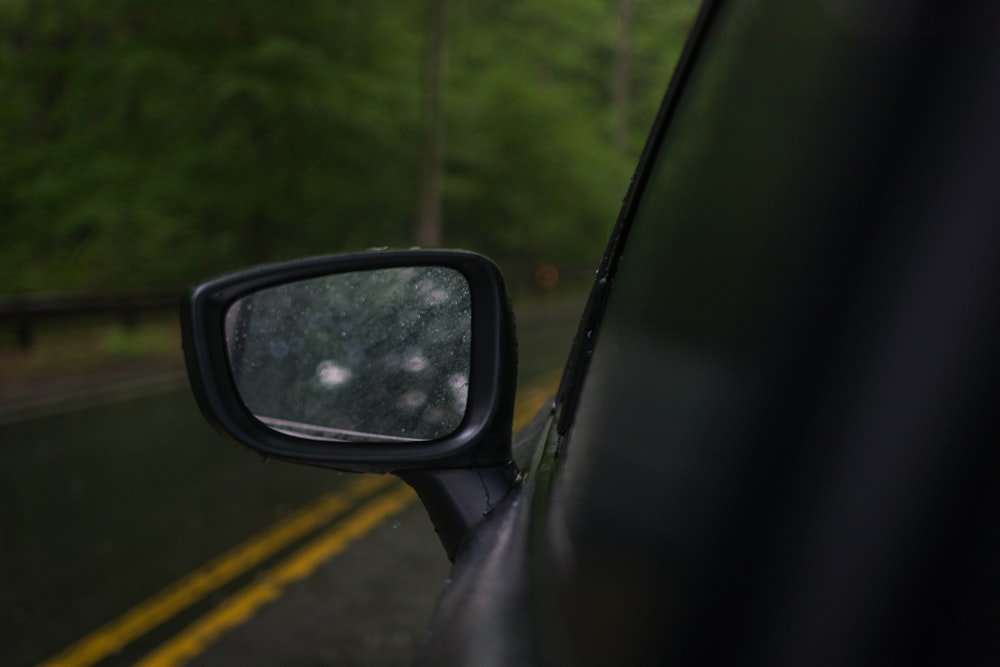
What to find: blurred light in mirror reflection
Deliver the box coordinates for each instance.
[316,361,352,387]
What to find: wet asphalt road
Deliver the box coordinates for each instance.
[0,295,582,667]
[1,388,445,667]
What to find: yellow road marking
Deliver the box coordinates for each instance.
[132,485,417,667]
[513,370,562,428]
[131,375,561,665]
[35,370,562,667]
[34,475,392,667]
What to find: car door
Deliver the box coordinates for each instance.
[506,1,1000,666]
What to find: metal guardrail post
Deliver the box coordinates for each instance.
[17,316,33,350]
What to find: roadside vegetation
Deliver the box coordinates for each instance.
[0,318,182,401]
[0,1,696,399]
[1,0,697,295]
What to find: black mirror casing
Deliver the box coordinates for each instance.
[181,249,518,475]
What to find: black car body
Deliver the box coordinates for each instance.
[183,1,1000,664]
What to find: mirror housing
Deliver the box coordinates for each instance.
[181,249,518,476]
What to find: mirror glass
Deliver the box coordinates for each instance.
[224,266,471,442]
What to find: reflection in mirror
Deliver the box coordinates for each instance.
[224,267,471,442]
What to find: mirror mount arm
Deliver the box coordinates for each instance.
[397,462,519,561]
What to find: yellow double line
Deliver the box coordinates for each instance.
[36,476,409,667]
[134,484,417,667]
[36,372,560,667]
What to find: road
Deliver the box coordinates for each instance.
[0,295,581,667]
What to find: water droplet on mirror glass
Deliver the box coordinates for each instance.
[449,374,469,405]
[405,354,429,372]
[425,289,449,305]
[316,360,353,387]
[399,391,427,409]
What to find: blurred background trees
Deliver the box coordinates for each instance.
[0,0,697,295]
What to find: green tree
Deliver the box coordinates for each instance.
[0,0,698,295]
[0,1,425,292]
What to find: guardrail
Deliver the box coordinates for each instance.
[0,292,180,350]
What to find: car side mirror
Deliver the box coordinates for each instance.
[183,249,517,470]
[181,250,519,558]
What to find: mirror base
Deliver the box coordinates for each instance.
[398,462,519,560]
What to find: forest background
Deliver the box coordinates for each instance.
[1,0,697,297]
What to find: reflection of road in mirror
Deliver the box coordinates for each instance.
[256,415,424,443]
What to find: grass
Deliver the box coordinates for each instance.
[97,323,181,359]
[0,316,184,390]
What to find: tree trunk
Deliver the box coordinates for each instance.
[611,0,636,159]
[416,0,448,248]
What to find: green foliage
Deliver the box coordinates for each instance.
[0,0,698,294]
[97,323,178,359]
